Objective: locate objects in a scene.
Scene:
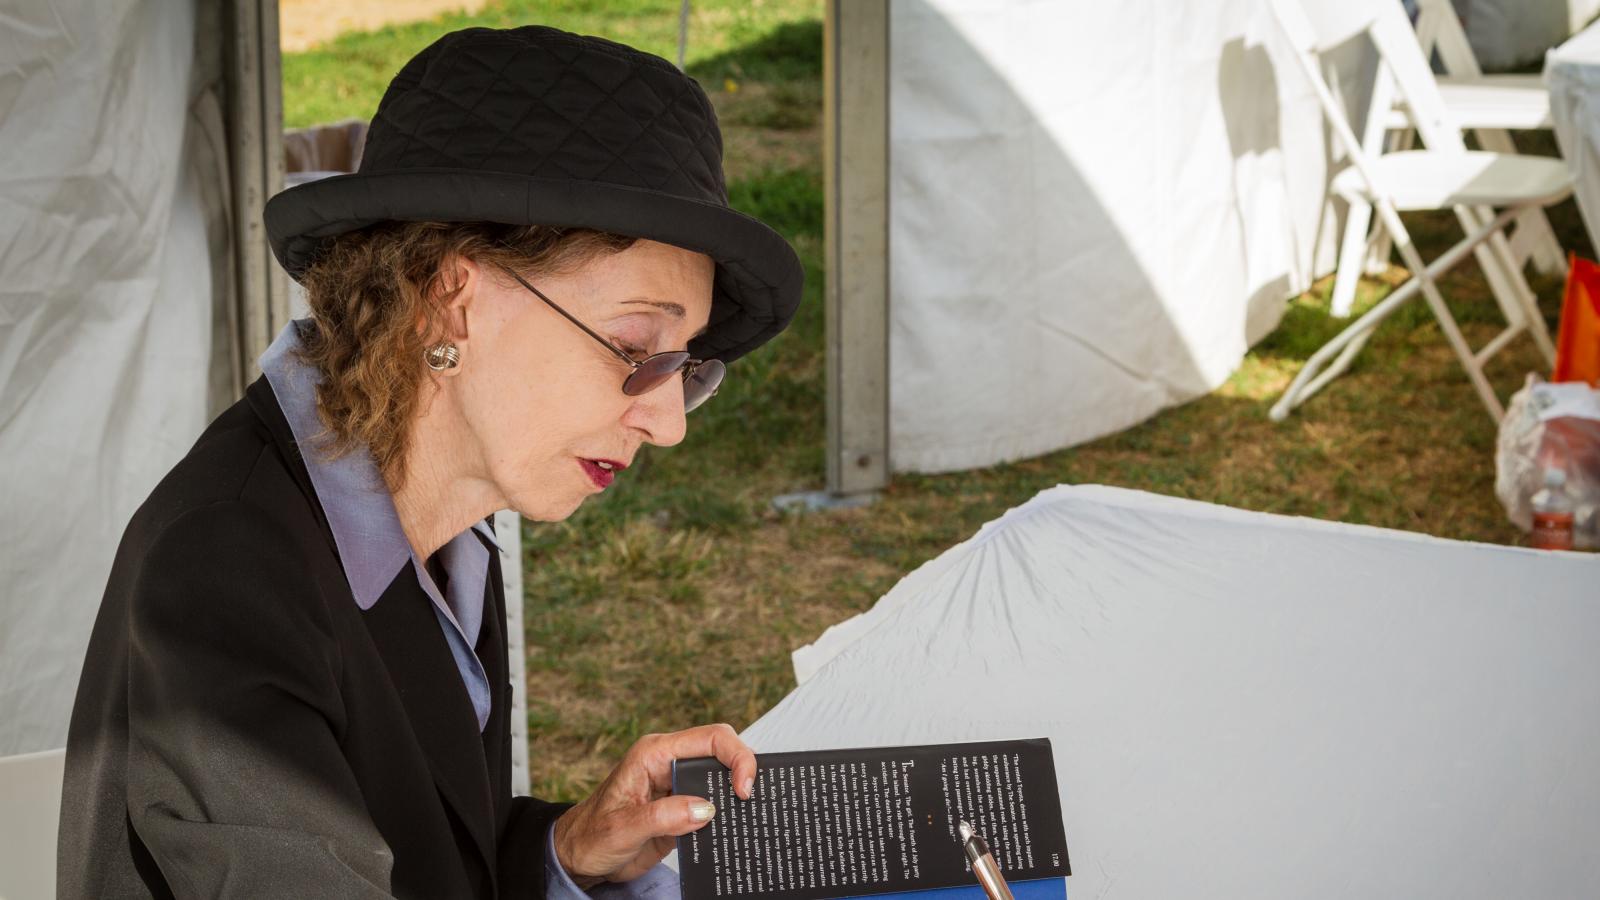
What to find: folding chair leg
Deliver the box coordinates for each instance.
[1514,207,1567,276]
[1331,198,1374,318]
[1270,262,1424,421]
[1483,218,1556,365]
[1508,211,1550,271]
[1361,129,1416,277]
[1463,206,1528,326]
[1292,326,1377,406]
[1366,227,1394,276]
[1271,205,1519,422]
[1412,257,1505,421]
[1455,206,1528,330]
[1459,205,1557,365]
[1473,127,1567,276]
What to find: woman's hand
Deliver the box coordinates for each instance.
[551,723,757,888]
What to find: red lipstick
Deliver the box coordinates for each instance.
[578,458,626,489]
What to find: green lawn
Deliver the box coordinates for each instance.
[281,0,823,129]
[282,0,1586,801]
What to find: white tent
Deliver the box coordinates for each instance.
[871,0,1584,475]
[886,0,1341,473]
[0,0,532,792]
[1,0,230,758]
[749,485,1600,898]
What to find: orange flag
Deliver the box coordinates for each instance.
[1555,253,1600,385]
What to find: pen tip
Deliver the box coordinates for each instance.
[958,820,974,842]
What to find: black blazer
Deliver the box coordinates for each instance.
[57,376,567,899]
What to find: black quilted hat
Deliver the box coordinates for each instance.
[264,25,803,364]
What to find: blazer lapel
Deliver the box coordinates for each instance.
[249,374,501,881]
[475,528,513,799]
[362,568,499,882]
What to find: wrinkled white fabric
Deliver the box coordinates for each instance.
[0,0,208,754]
[753,485,1600,899]
[1548,20,1600,255]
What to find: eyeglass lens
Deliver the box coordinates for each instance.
[684,358,724,412]
[620,353,725,412]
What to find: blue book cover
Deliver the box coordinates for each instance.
[672,738,1071,900]
[833,876,1067,900]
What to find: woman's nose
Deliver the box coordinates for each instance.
[626,376,688,447]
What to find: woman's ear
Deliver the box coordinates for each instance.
[439,253,479,343]
[416,254,479,382]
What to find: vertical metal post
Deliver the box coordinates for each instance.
[824,0,891,497]
[495,510,531,796]
[227,0,289,379]
[677,0,691,70]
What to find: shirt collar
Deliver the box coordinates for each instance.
[258,320,499,610]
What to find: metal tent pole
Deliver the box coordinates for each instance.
[779,0,890,512]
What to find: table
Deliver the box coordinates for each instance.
[1546,20,1600,251]
[748,485,1600,900]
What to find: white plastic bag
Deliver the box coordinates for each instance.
[1495,375,1600,550]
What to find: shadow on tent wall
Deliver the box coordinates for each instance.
[885,0,1350,475]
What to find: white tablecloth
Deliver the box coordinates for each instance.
[1547,20,1600,252]
[747,486,1600,899]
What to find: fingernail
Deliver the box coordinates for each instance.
[690,802,716,822]
[743,777,755,798]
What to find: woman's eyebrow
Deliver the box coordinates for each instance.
[619,298,709,338]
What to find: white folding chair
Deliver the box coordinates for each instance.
[1268,0,1566,423]
[1410,0,1565,273]
[1404,0,1552,132]
[1327,0,1566,319]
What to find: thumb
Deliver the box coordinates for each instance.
[618,794,720,844]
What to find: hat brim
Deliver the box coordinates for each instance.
[263,168,804,364]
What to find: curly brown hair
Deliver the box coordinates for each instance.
[295,221,638,491]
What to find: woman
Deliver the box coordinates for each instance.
[57,24,802,900]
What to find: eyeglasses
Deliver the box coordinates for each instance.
[496,264,725,412]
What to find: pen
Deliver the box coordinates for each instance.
[958,820,1016,900]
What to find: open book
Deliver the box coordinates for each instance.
[672,738,1071,900]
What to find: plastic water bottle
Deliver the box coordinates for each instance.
[1530,467,1575,551]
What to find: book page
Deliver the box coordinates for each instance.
[673,738,1069,900]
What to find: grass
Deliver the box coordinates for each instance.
[281,1,823,129]
[282,2,1589,802]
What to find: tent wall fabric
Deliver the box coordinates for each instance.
[0,1,535,789]
[1451,0,1600,70]
[0,0,217,755]
[887,0,1355,474]
[748,485,1600,898]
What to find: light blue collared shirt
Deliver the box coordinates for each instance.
[260,320,495,731]
[260,321,678,899]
